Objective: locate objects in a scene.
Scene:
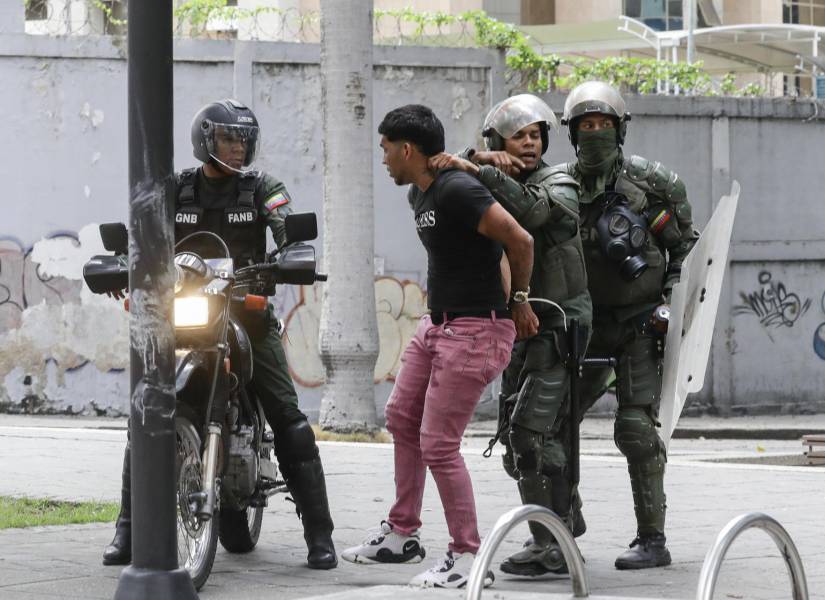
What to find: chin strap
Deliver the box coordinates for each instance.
[209,154,252,175]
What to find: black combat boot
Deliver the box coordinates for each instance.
[614,533,671,570]
[102,445,132,566]
[500,475,571,577]
[284,457,337,570]
[500,538,568,576]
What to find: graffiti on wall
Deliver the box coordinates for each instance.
[0,226,129,413]
[812,292,825,361]
[0,234,83,331]
[283,277,428,387]
[1,225,427,412]
[733,270,811,341]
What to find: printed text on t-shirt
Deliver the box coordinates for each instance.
[415,210,436,231]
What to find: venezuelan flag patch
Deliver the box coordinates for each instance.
[264,192,289,213]
[649,209,672,234]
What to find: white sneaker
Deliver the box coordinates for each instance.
[409,551,494,589]
[341,521,426,564]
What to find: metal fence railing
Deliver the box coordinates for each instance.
[468,508,810,600]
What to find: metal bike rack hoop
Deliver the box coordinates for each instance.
[697,512,809,600]
[466,504,589,599]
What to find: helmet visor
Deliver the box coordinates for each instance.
[563,81,626,124]
[206,123,260,171]
[483,94,559,140]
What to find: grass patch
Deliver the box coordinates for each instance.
[0,496,119,529]
[312,425,390,444]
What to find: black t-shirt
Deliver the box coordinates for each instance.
[408,169,506,312]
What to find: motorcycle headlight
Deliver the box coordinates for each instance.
[175,296,210,328]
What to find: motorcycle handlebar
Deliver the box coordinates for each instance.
[236,264,328,281]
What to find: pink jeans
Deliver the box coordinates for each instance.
[385,313,516,554]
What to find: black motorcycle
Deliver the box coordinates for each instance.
[83,213,325,589]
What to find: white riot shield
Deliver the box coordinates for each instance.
[659,181,740,448]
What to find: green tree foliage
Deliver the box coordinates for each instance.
[81,0,767,97]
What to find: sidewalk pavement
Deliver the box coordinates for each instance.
[0,415,823,599]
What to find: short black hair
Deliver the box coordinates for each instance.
[378,104,445,157]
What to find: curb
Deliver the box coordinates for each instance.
[464,428,825,441]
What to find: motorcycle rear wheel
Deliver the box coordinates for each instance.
[176,415,219,591]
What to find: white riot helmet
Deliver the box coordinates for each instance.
[561,81,631,147]
[482,94,559,155]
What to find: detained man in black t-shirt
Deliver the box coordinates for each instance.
[341,104,537,588]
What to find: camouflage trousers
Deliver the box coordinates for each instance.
[578,309,667,536]
[499,326,585,544]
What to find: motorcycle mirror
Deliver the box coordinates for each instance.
[284,213,318,245]
[100,223,128,255]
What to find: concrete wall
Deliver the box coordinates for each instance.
[2,32,825,419]
[0,33,502,420]
[541,92,825,415]
[554,0,622,24]
[722,0,782,25]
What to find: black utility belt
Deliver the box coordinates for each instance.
[430,309,511,325]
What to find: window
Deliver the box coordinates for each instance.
[783,1,825,25]
[624,0,707,31]
[25,0,49,21]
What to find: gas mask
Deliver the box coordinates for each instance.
[595,192,649,281]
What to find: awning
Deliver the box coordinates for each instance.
[519,17,825,76]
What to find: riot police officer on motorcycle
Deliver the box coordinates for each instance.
[102,99,337,570]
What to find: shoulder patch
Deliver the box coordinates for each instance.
[264,192,290,213]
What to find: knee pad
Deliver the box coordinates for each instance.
[509,425,544,475]
[614,407,661,462]
[275,418,318,464]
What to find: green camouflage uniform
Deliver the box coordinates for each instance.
[470,158,592,545]
[556,152,699,536]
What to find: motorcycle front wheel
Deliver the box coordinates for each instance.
[176,415,218,591]
[219,504,263,553]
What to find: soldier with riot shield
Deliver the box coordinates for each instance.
[554,81,700,569]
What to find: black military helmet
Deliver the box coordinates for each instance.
[190,99,260,171]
